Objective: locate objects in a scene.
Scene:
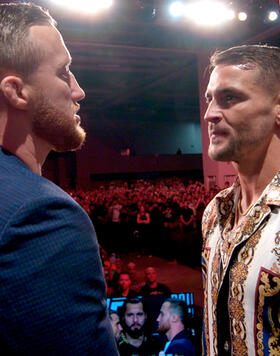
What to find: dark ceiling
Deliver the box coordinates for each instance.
[54,0,280,120]
[10,0,280,153]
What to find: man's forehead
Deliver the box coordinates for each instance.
[111,313,119,320]
[120,274,130,280]
[206,64,259,94]
[210,64,251,82]
[28,24,71,64]
[126,303,143,312]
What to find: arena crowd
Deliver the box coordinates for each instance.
[64,176,221,355]
[65,177,222,268]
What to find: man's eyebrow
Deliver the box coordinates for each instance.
[205,87,241,98]
[217,87,240,94]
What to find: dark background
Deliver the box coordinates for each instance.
[11,0,280,156]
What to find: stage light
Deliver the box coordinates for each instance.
[268,11,278,22]
[51,0,113,14]
[169,1,185,18]
[184,1,235,26]
[238,12,247,22]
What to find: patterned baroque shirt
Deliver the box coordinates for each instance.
[201,173,280,355]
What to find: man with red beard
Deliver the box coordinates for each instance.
[118,298,162,355]
[157,299,195,355]
[0,3,118,355]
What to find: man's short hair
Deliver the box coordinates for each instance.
[164,298,189,326]
[0,2,56,78]
[209,44,280,94]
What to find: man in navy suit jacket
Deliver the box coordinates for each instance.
[0,3,118,355]
[157,299,195,355]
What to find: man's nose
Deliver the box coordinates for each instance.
[70,72,85,102]
[204,100,222,124]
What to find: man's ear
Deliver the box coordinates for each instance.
[170,313,178,323]
[0,76,29,110]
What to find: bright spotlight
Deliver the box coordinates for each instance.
[227,10,235,21]
[268,11,278,22]
[238,12,247,22]
[169,1,185,18]
[51,0,113,14]
[184,1,235,26]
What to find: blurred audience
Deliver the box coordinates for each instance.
[109,309,123,343]
[66,177,225,267]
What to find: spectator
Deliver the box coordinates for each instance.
[180,200,195,232]
[127,262,145,293]
[157,298,195,356]
[108,197,123,253]
[118,298,162,356]
[140,267,171,297]
[103,259,119,297]
[136,204,151,255]
[112,272,138,298]
[109,310,123,343]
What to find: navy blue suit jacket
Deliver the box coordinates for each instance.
[165,330,195,356]
[0,148,118,355]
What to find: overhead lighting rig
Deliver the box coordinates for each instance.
[166,0,279,26]
[48,0,279,27]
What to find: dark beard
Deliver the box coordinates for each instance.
[30,92,86,152]
[123,323,144,339]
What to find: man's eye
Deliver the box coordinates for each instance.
[226,94,234,101]
[60,70,71,83]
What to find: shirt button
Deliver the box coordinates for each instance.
[224,341,230,351]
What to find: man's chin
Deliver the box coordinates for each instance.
[208,147,233,162]
[127,328,143,338]
[53,129,86,152]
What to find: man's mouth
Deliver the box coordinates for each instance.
[209,130,227,142]
[132,324,141,328]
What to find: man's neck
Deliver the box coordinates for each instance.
[148,281,158,288]
[166,325,184,341]
[121,289,130,297]
[125,333,144,347]
[0,113,51,175]
[232,138,280,214]
[235,168,278,216]
[0,139,50,176]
